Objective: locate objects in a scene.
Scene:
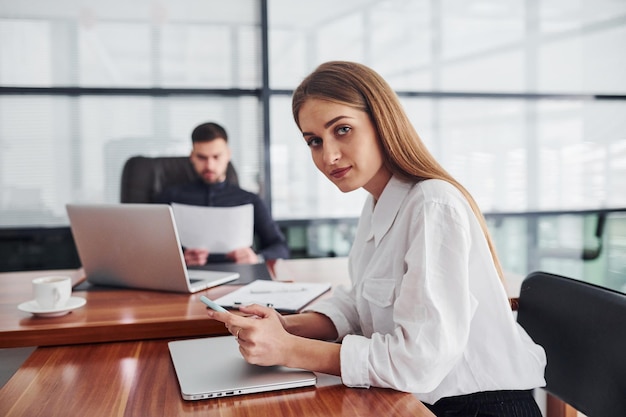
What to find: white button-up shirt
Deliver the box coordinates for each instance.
[308,177,546,404]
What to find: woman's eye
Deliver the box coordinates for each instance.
[306,137,322,147]
[337,126,351,136]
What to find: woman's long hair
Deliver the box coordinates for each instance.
[292,61,505,283]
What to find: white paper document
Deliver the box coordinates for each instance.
[214,280,332,313]
[171,203,254,253]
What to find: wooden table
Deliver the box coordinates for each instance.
[0,338,434,417]
[0,269,239,348]
[0,260,349,349]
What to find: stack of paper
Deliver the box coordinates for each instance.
[214,280,331,313]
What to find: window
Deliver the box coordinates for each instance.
[0,0,262,227]
[1,0,626,287]
[268,0,626,215]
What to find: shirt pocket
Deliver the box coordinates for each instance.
[362,278,396,309]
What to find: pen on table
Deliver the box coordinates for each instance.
[234,301,274,308]
[249,288,306,294]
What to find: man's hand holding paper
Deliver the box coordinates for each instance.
[183,248,210,266]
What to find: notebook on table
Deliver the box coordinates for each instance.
[66,204,239,293]
[213,280,331,313]
[168,336,317,400]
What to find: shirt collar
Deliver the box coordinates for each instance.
[194,178,228,190]
[366,176,413,247]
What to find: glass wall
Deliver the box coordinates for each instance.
[268,0,626,218]
[0,0,263,227]
[1,0,625,287]
[265,0,626,290]
[0,0,260,88]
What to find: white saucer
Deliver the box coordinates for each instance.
[18,297,86,317]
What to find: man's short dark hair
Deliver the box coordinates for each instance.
[191,122,228,143]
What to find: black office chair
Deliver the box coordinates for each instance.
[516,271,626,417]
[120,155,239,203]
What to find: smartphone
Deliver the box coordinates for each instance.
[200,295,228,313]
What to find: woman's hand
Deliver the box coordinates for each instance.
[207,305,342,375]
[207,304,293,366]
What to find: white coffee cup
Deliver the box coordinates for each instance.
[32,276,72,309]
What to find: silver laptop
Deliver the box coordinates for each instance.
[168,336,317,400]
[66,204,239,293]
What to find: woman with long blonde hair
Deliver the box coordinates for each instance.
[209,61,546,417]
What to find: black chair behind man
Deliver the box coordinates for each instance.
[120,155,239,203]
[516,271,626,417]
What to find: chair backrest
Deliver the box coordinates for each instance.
[120,155,239,203]
[517,271,626,417]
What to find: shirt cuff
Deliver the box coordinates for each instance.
[340,334,371,388]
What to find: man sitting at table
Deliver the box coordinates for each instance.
[154,122,289,266]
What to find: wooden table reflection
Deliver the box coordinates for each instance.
[0,259,349,348]
[0,338,434,417]
[0,268,237,348]
[0,259,433,416]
